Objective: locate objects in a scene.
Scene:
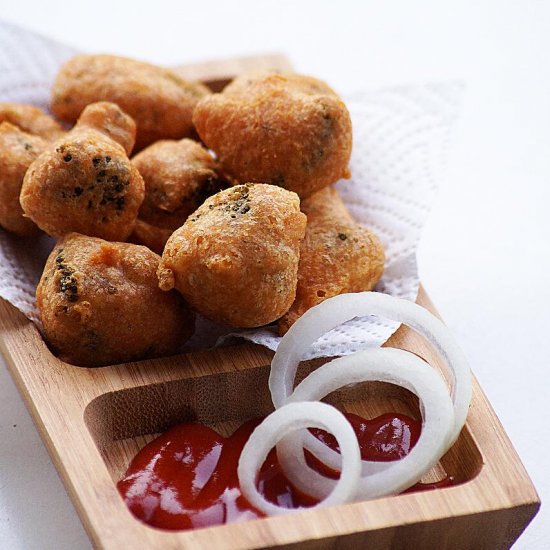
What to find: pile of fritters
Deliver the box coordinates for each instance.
[0,54,384,367]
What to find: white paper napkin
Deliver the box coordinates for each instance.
[0,19,461,358]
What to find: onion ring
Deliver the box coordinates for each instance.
[237,401,362,516]
[276,348,455,499]
[269,291,471,444]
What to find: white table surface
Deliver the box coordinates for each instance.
[1,1,548,548]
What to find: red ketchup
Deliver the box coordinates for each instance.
[118,412,454,531]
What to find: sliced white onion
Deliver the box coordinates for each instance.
[269,291,471,445]
[276,348,455,500]
[237,401,362,516]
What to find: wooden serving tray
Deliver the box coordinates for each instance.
[0,55,540,549]
[0,287,539,549]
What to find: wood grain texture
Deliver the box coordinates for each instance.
[0,54,540,549]
[174,53,294,92]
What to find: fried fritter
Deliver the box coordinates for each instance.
[36,233,195,367]
[51,54,210,150]
[192,72,352,199]
[130,138,223,253]
[0,103,65,140]
[158,184,306,327]
[20,102,144,241]
[278,187,384,334]
[0,123,47,236]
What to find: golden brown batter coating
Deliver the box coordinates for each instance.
[36,233,195,367]
[192,72,352,199]
[51,54,210,150]
[158,184,306,327]
[278,187,384,334]
[0,103,65,140]
[0,123,47,236]
[77,100,135,155]
[130,219,174,255]
[130,138,224,253]
[20,102,144,241]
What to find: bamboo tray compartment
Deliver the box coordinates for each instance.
[0,55,540,549]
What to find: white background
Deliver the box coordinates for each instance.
[1,1,548,548]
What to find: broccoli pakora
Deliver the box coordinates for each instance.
[20,102,144,241]
[36,233,195,367]
[130,138,224,253]
[51,54,210,150]
[193,72,352,199]
[158,184,306,327]
[278,186,384,334]
[0,122,47,235]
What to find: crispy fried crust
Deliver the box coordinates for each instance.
[77,101,136,155]
[278,187,384,334]
[36,233,195,367]
[158,183,306,327]
[20,102,144,241]
[193,73,352,199]
[0,103,65,140]
[0,123,47,236]
[51,54,210,150]
[130,138,224,253]
[130,219,175,255]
